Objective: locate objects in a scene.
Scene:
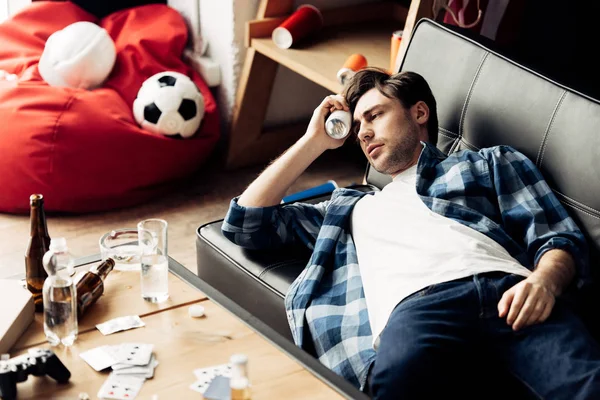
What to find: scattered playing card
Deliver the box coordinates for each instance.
[194,363,232,380]
[117,343,154,366]
[80,346,120,372]
[203,375,231,400]
[83,342,160,399]
[113,355,158,379]
[96,315,145,336]
[97,373,145,400]
[189,380,208,394]
[190,363,232,394]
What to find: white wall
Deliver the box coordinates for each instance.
[0,1,7,23]
[197,0,236,129]
[0,0,32,23]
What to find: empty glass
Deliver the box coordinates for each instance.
[137,219,169,303]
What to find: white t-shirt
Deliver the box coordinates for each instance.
[350,164,531,349]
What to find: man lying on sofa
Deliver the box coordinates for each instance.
[222,68,600,399]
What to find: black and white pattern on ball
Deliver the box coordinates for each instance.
[158,75,177,87]
[143,103,162,124]
[178,99,197,121]
[133,71,205,139]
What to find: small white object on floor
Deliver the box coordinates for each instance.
[188,304,205,318]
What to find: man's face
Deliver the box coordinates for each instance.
[352,88,426,178]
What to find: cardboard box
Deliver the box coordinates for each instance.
[0,279,34,354]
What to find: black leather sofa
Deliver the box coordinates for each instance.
[194,18,600,399]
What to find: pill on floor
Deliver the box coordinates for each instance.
[188,304,205,318]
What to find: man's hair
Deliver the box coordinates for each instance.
[343,68,439,146]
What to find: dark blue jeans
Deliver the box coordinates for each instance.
[369,272,600,400]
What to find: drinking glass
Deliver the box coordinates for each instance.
[137,219,169,303]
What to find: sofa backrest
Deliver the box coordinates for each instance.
[366,18,600,269]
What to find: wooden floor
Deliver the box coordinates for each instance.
[0,145,366,279]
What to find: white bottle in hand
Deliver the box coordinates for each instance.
[325,109,352,139]
[42,251,78,346]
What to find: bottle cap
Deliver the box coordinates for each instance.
[29,194,43,205]
[230,353,248,365]
[49,237,68,252]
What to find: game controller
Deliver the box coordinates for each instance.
[0,348,71,399]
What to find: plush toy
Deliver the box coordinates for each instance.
[133,71,205,139]
[38,21,116,90]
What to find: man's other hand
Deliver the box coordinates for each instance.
[498,275,556,331]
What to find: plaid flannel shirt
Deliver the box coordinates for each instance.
[222,143,589,390]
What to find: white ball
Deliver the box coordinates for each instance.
[133,71,205,139]
[38,21,116,90]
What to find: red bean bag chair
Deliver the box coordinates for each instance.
[0,2,220,213]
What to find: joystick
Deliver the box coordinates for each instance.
[0,348,71,399]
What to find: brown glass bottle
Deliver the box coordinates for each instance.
[25,194,51,312]
[75,258,115,319]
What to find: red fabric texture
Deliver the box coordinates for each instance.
[0,2,220,213]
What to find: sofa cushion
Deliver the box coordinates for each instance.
[198,220,310,340]
[0,2,219,213]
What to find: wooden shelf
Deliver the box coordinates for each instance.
[252,20,403,94]
[226,0,432,169]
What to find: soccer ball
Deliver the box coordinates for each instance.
[133,71,205,139]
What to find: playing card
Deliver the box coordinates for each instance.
[190,363,232,394]
[116,343,154,366]
[97,373,145,400]
[96,315,145,336]
[113,364,152,376]
[79,346,120,371]
[203,375,231,400]
[194,363,232,380]
[113,355,158,379]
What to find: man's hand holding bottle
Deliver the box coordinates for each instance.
[306,94,352,149]
[237,94,352,208]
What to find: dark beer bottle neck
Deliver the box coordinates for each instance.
[30,206,49,237]
[91,259,115,281]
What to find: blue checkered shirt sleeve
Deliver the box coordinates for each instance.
[221,197,329,250]
[482,145,590,287]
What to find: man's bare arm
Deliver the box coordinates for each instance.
[498,249,575,331]
[238,95,350,207]
[531,249,575,295]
